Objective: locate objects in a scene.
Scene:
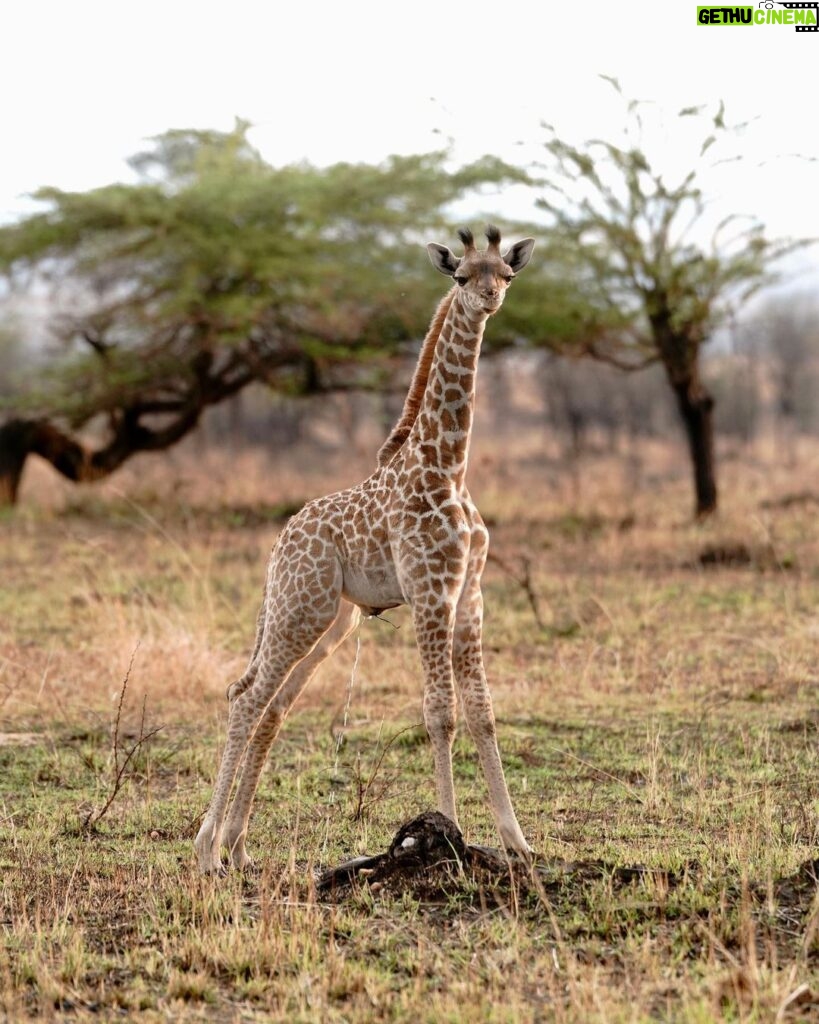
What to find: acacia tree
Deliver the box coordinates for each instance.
[0,122,527,505]
[535,85,807,516]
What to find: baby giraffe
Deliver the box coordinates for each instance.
[195,225,535,873]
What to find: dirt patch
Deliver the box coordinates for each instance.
[695,541,793,570]
[318,814,819,964]
[760,491,819,511]
[317,811,689,910]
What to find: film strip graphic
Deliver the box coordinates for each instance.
[773,1,819,31]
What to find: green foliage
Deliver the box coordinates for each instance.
[0,317,30,399]
[0,121,531,427]
[534,90,811,370]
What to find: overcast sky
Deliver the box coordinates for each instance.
[2,0,817,288]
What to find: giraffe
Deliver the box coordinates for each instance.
[195,225,536,874]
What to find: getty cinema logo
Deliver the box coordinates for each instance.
[697,2,819,31]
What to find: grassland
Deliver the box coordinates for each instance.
[0,438,817,1022]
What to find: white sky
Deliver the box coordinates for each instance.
[1,0,817,290]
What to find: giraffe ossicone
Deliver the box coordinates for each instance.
[195,225,536,874]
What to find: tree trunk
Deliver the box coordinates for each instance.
[0,408,202,507]
[0,354,262,506]
[650,309,718,519]
[0,420,40,505]
[0,417,109,507]
[669,372,718,518]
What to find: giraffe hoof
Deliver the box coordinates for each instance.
[224,833,253,872]
[228,849,256,873]
[198,861,228,878]
[499,824,533,860]
[195,857,225,876]
[194,824,225,875]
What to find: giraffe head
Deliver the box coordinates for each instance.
[427,225,535,317]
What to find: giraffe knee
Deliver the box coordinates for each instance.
[463,697,496,740]
[227,673,255,706]
[423,694,457,744]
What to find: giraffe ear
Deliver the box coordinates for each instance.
[427,243,461,277]
[502,238,535,274]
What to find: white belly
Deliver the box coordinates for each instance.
[341,562,405,614]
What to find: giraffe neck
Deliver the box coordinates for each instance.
[407,292,487,484]
[377,287,456,467]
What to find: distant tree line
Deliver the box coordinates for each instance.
[195,294,819,469]
[534,298,819,456]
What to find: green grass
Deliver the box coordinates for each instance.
[0,449,818,1022]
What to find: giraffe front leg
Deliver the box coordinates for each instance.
[454,552,531,856]
[413,601,459,827]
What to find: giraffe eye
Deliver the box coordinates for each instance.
[454,276,468,286]
[503,274,515,284]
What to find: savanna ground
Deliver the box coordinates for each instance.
[0,429,817,1023]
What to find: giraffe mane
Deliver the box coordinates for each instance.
[376,286,457,467]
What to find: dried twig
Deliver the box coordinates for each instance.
[81,646,163,832]
[487,551,546,630]
[351,724,422,823]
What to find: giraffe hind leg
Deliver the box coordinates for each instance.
[223,599,361,869]
[195,552,343,874]
[226,600,267,704]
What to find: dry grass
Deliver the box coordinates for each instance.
[0,435,817,1022]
